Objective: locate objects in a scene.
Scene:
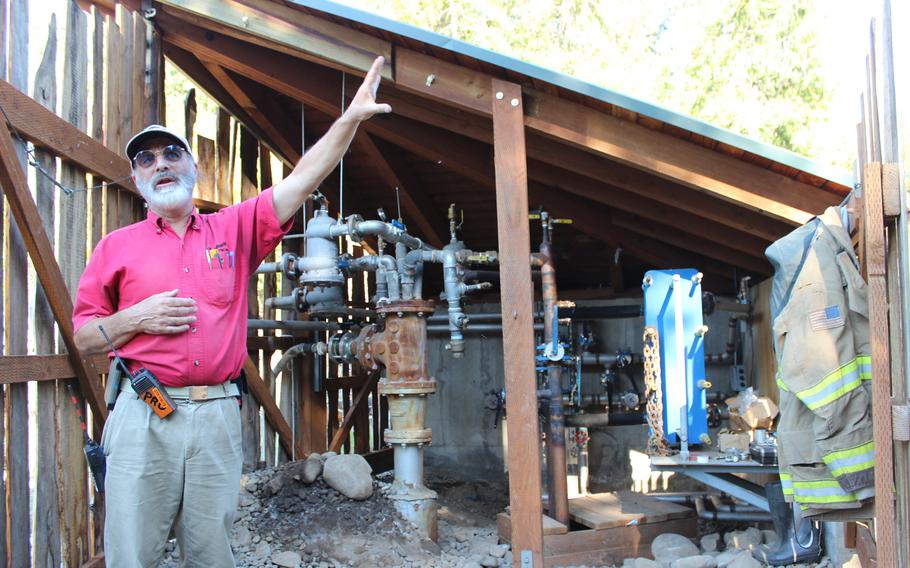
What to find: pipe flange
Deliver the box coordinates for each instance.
[379,379,437,396]
[384,428,432,445]
[376,299,436,315]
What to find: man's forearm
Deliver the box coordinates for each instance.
[73,308,141,355]
[272,113,360,224]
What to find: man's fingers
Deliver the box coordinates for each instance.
[157,289,180,297]
[165,306,197,317]
[164,297,197,308]
[156,324,190,335]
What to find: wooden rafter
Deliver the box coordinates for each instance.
[158,0,392,79]
[162,42,297,167]
[156,19,797,243]
[199,59,300,162]
[358,134,447,248]
[394,47,842,225]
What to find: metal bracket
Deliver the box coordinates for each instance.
[520,550,533,567]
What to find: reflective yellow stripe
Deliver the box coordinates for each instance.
[779,472,794,495]
[776,371,789,392]
[823,441,875,477]
[791,479,860,504]
[795,356,872,410]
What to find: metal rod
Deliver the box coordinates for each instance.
[694,496,772,522]
[540,240,570,527]
[247,319,340,331]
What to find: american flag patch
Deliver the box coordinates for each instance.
[809,305,845,331]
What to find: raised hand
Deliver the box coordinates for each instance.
[344,56,393,123]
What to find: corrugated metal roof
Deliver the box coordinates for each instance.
[290,0,855,188]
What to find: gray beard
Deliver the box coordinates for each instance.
[137,170,196,212]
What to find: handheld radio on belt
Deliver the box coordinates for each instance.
[99,325,176,419]
[66,383,106,492]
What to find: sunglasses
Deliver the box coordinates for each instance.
[132,144,187,169]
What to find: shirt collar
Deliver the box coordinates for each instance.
[146,208,202,232]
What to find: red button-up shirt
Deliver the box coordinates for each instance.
[73,188,291,387]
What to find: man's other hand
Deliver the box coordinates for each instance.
[344,56,392,123]
[131,289,197,335]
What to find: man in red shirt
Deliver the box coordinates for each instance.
[73,57,391,567]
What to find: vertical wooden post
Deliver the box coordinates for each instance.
[58,2,91,564]
[863,162,896,567]
[491,78,543,566]
[32,15,63,568]
[5,1,29,564]
[239,126,261,469]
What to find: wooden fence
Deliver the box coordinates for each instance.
[0,1,386,565]
[852,2,907,567]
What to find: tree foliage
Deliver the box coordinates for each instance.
[340,0,836,161]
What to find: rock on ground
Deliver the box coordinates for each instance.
[671,555,718,568]
[725,551,762,568]
[700,533,720,553]
[322,454,373,500]
[724,527,763,551]
[652,533,700,563]
[302,453,324,483]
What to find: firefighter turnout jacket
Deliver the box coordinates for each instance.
[766,206,874,515]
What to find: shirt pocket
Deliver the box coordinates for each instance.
[198,252,238,307]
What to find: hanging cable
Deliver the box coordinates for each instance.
[0,101,132,194]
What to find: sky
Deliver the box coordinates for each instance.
[23,0,903,178]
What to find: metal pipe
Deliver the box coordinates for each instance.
[271,342,320,377]
[247,319,341,331]
[557,304,643,319]
[564,411,644,427]
[540,240,570,527]
[353,219,435,251]
[580,352,637,367]
[694,496,772,522]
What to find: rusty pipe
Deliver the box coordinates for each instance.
[539,240,570,526]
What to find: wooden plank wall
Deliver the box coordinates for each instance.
[0,2,389,563]
[854,5,906,568]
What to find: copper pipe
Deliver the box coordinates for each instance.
[540,240,570,526]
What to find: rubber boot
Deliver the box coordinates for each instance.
[754,481,823,566]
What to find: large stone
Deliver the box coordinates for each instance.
[725,552,762,568]
[701,533,721,553]
[652,533,700,563]
[479,555,500,567]
[322,454,373,500]
[271,551,302,568]
[302,453,325,483]
[724,527,763,551]
[490,543,509,558]
[632,558,661,568]
[671,555,717,568]
[715,550,752,568]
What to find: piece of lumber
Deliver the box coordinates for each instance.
[541,517,696,567]
[393,47,844,223]
[215,108,231,205]
[158,0,391,79]
[200,61,299,163]
[194,134,216,203]
[58,3,92,564]
[328,371,380,453]
[0,354,110,383]
[856,522,878,568]
[32,14,64,566]
[7,1,31,564]
[497,512,568,540]
[863,162,896,568]
[882,162,901,219]
[492,78,544,565]
[243,356,304,461]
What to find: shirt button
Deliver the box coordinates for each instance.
[191,327,197,333]
[184,267,190,273]
[193,360,200,366]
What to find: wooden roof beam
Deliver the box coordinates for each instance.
[157,0,392,79]
[356,134,447,248]
[394,48,841,225]
[156,21,756,272]
[163,42,297,167]
[199,60,301,163]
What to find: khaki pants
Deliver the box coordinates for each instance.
[101,389,243,567]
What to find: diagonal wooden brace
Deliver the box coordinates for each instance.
[243,356,305,460]
[329,370,381,453]
[0,113,107,424]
